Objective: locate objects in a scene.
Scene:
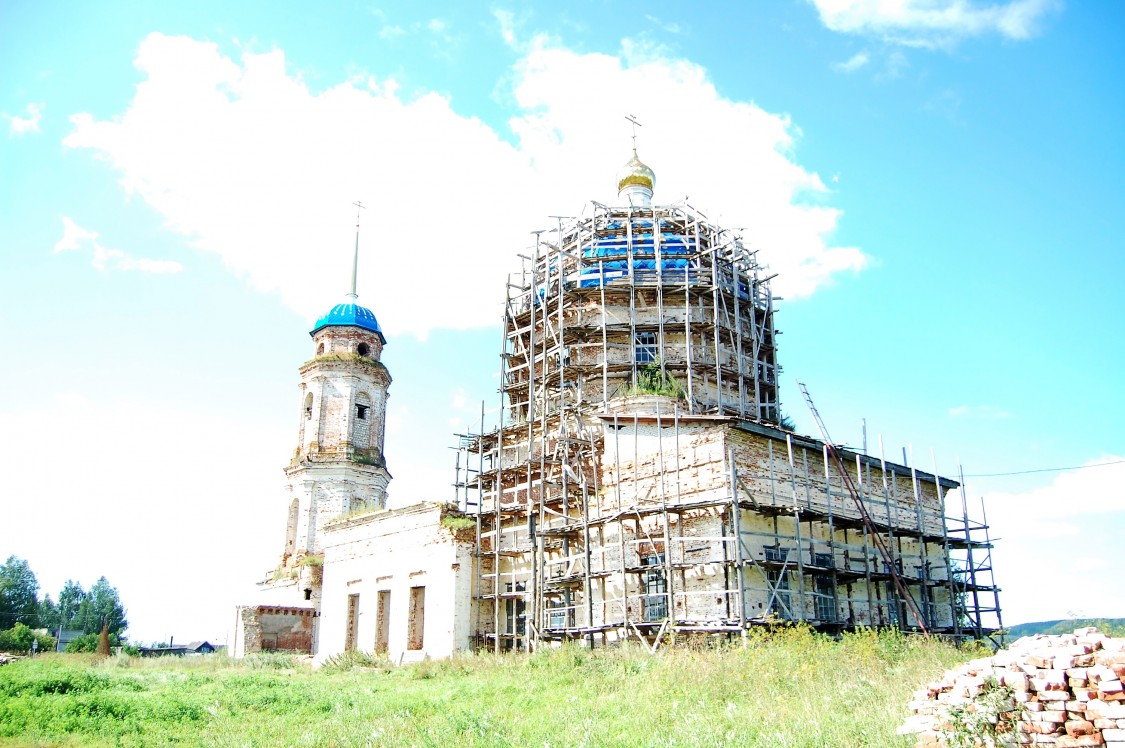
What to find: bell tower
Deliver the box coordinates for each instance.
[278,204,392,576]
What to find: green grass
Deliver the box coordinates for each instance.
[0,628,980,747]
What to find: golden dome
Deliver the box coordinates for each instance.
[617,150,655,192]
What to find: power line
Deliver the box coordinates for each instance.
[964,458,1125,479]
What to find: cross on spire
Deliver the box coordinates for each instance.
[349,201,366,300]
[625,114,642,154]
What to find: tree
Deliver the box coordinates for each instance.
[55,580,86,631]
[78,576,127,636]
[37,594,58,631]
[0,556,40,628]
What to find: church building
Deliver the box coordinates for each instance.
[234,149,1002,662]
[232,212,474,663]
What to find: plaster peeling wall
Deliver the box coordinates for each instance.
[473,415,966,642]
[315,503,474,664]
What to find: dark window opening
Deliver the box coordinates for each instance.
[304,588,312,601]
[642,553,667,622]
[356,404,369,420]
[768,569,791,620]
[407,586,426,651]
[634,331,658,365]
[345,593,360,652]
[547,597,568,630]
[357,342,370,357]
[504,582,527,651]
[375,590,390,653]
[814,576,835,622]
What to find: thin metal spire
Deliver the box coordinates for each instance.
[625,114,641,154]
[348,200,365,300]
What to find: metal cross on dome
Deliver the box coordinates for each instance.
[349,200,366,299]
[625,114,642,153]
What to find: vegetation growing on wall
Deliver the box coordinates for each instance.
[624,361,686,400]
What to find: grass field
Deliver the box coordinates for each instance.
[0,628,978,747]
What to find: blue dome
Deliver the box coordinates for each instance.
[311,302,384,337]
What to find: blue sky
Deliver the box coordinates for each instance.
[2,0,1122,644]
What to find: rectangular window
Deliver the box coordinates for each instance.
[814,576,836,622]
[506,580,526,652]
[356,404,368,420]
[407,586,425,651]
[767,569,791,620]
[375,590,390,653]
[764,546,790,564]
[812,552,834,569]
[642,553,668,622]
[634,331,658,365]
[547,597,567,630]
[887,592,901,627]
[345,593,360,652]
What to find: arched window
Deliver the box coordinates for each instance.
[357,342,370,358]
[316,342,325,356]
[304,392,314,421]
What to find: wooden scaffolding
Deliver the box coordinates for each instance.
[454,201,1002,651]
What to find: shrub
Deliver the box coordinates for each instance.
[65,632,125,653]
[624,361,686,399]
[441,515,475,532]
[299,554,324,568]
[95,624,111,657]
[0,623,55,654]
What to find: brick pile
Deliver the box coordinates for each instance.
[900,628,1125,747]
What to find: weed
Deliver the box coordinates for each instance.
[441,515,476,532]
[937,677,1022,748]
[320,650,388,673]
[622,361,686,399]
[0,630,975,747]
[242,652,296,670]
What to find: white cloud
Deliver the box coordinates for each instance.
[492,9,524,52]
[882,49,910,78]
[63,32,864,338]
[810,0,1060,48]
[53,215,183,274]
[378,25,405,40]
[645,15,683,34]
[832,51,870,73]
[6,102,44,135]
[974,456,1125,623]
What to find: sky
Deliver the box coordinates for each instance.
[1,0,1123,645]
